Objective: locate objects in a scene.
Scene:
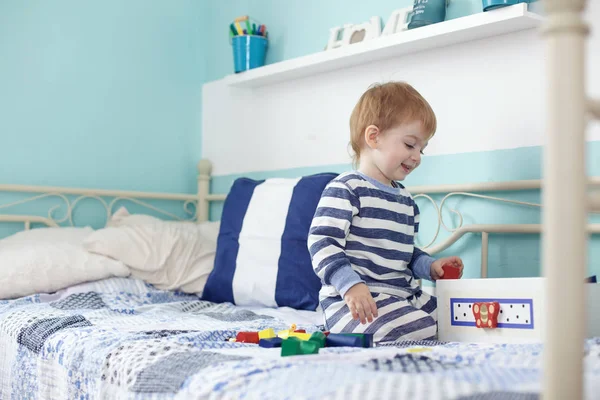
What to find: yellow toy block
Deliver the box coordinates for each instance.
[259,328,276,339]
[407,347,432,353]
[289,332,311,341]
[277,324,298,339]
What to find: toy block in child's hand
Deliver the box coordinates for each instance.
[259,337,283,348]
[236,332,260,343]
[472,301,500,328]
[258,328,276,339]
[441,263,461,279]
[325,333,363,348]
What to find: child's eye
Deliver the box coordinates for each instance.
[406,143,424,155]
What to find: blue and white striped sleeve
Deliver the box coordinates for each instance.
[308,181,364,298]
[408,201,436,280]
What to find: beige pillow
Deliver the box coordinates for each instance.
[83,208,220,295]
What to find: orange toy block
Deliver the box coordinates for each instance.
[472,301,500,328]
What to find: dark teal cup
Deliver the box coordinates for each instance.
[482,0,528,11]
[408,0,447,30]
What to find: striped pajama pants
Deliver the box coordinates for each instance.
[320,291,438,344]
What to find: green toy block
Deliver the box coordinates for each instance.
[309,331,326,348]
[281,337,320,357]
[281,337,301,357]
[299,340,320,355]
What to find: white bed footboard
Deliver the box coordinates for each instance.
[542,0,596,399]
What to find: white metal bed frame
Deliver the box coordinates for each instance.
[2,161,598,276]
[0,1,598,397]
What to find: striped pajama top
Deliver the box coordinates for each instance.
[308,171,435,300]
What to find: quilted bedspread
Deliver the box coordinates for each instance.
[0,277,599,400]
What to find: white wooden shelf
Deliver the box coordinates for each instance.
[224,3,543,88]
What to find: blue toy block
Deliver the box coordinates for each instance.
[325,334,363,348]
[259,337,283,348]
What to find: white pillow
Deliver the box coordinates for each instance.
[108,207,221,243]
[0,242,130,300]
[0,227,94,248]
[83,208,219,295]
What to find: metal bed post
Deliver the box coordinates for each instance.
[541,0,589,399]
[197,159,213,223]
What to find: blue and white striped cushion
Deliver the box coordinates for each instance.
[202,173,338,311]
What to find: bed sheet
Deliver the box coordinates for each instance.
[0,277,599,400]
[234,304,324,327]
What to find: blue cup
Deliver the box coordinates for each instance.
[408,0,447,30]
[482,0,528,11]
[232,35,268,73]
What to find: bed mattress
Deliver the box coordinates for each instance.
[0,277,598,399]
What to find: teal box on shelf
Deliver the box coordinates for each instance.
[482,0,530,12]
[232,35,268,74]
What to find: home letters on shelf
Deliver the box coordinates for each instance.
[326,7,413,50]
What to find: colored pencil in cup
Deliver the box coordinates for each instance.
[234,21,243,35]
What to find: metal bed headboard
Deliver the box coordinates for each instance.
[1,159,599,282]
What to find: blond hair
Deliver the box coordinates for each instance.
[349,81,437,165]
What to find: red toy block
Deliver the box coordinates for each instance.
[441,263,461,279]
[294,329,306,333]
[236,331,260,343]
[472,301,500,328]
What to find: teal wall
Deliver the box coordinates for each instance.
[0,0,206,193]
[205,0,483,81]
[2,1,597,281]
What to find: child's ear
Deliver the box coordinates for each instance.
[364,125,380,149]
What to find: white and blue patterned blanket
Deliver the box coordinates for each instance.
[0,277,599,399]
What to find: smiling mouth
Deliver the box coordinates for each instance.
[401,163,412,173]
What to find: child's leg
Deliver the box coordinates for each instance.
[321,294,437,343]
[411,290,437,322]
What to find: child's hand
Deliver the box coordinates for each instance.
[343,283,378,324]
[431,256,464,280]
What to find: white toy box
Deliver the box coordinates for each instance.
[435,277,600,344]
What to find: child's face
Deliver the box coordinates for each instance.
[372,120,428,182]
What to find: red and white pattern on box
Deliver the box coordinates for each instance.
[472,301,500,329]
